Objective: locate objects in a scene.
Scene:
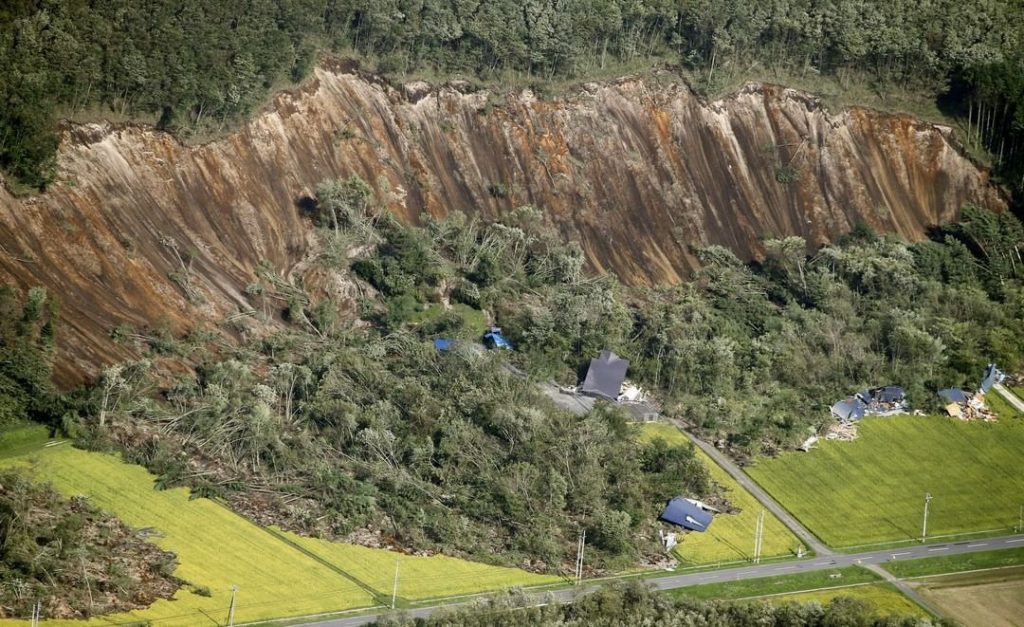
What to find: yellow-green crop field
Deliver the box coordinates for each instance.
[0,434,558,626]
[747,416,1024,549]
[638,423,805,566]
[283,531,559,600]
[770,583,927,618]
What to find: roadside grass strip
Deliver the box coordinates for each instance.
[638,424,805,566]
[986,390,1022,419]
[746,416,1024,549]
[771,583,927,618]
[666,566,879,600]
[0,442,555,625]
[883,547,1024,578]
[281,530,560,602]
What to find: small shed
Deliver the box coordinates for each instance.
[659,497,713,532]
[482,327,512,350]
[580,350,629,401]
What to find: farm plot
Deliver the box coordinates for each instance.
[747,416,1024,549]
[915,567,1024,627]
[639,423,805,565]
[0,438,556,626]
[284,531,560,601]
[772,584,927,618]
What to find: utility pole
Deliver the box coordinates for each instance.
[753,510,765,564]
[391,559,400,609]
[921,493,933,543]
[574,529,587,584]
[227,585,238,627]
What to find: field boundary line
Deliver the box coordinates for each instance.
[902,564,1024,581]
[208,499,387,606]
[731,580,878,601]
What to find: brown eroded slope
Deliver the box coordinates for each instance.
[0,63,1005,382]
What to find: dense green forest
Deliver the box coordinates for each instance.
[1,1,1022,191]
[370,580,946,626]
[3,177,1022,571]
[0,469,179,618]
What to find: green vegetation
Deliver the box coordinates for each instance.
[774,584,927,619]
[748,416,1024,548]
[986,390,1022,419]
[884,547,1024,578]
[668,567,879,601]
[368,579,934,626]
[6,189,1021,582]
[0,440,559,625]
[638,424,804,565]
[0,467,178,619]
[2,444,377,625]
[65,202,711,574]
[2,2,1023,195]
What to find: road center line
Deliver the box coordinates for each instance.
[892,552,911,557]
[1007,538,1024,543]
[967,543,989,548]
[928,547,949,552]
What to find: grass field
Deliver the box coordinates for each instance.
[915,567,1024,627]
[283,531,559,601]
[884,547,1024,578]
[773,583,926,618]
[747,416,1024,549]
[667,566,879,600]
[0,433,557,626]
[986,390,1022,419]
[638,424,805,566]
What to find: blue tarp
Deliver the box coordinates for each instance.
[659,497,713,532]
[483,327,512,350]
[434,338,453,351]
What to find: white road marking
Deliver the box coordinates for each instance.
[968,543,989,548]
[928,547,949,552]
[1006,538,1024,544]
[892,552,911,557]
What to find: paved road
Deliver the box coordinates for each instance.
[306,534,1024,626]
[679,428,833,557]
[994,383,1024,413]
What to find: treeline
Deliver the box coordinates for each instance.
[371,580,946,626]
[2,1,1023,190]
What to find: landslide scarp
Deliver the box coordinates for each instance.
[0,63,1004,383]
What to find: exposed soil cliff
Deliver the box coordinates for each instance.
[0,63,1005,382]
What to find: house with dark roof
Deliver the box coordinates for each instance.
[580,350,629,401]
[659,497,713,532]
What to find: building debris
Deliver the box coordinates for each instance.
[798,435,819,452]
[937,363,1004,422]
[830,385,908,423]
[825,422,858,441]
